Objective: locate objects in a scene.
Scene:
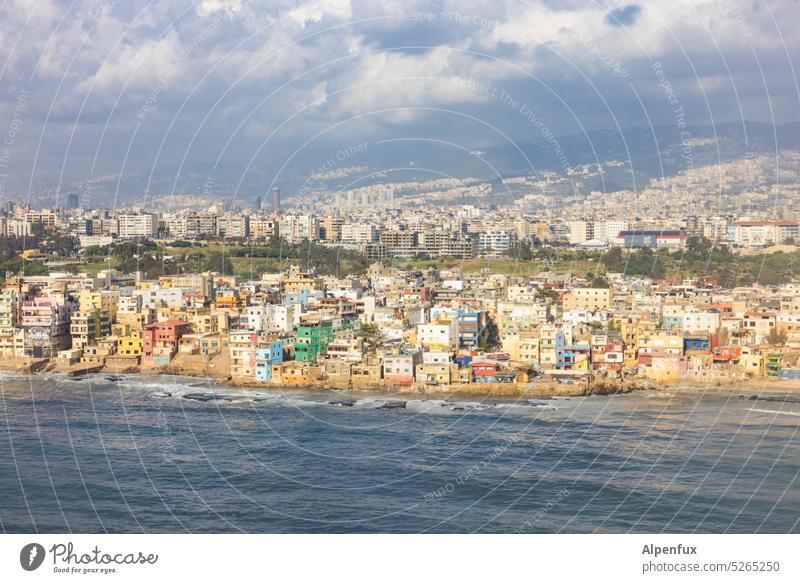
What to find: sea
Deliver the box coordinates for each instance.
[1,372,799,533]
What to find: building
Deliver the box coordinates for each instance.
[734,220,800,247]
[142,319,189,363]
[70,309,111,349]
[216,214,249,239]
[341,223,378,244]
[117,212,158,239]
[250,218,277,240]
[294,320,337,363]
[562,288,612,312]
[417,317,459,352]
[382,352,420,386]
[614,230,687,249]
[255,340,284,382]
[478,229,517,257]
[271,186,281,211]
[21,297,72,358]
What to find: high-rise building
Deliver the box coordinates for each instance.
[252,195,261,212]
[66,192,79,210]
[271,186,280,211]
[117,212,158,239]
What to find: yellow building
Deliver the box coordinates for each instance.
[619,317,656,367]
[117,329,143,357]
[738,347,764,377]
[20,249,48,260]
[637,330,684,381]
[281,274,324,293]
[562,288,612,312]
[502,333,540,364]
[77,290,119,320]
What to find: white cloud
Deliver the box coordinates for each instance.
[196,0,245,17]
[0,0,797,175]
[287,0,352,28]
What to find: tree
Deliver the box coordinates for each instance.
[685,236,712,258]
[601,247,624,269]
[767,328,787,346]
[210,251,233,275]
[504,241,533,261]
[357,323,382,353]
[536,287,560,302]
[480,317,500,350]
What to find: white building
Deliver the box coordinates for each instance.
[216,214,249,239]
[341,223,377,244]
[478,229,517,257]
[117,212,158,239]
[417,318,459,351]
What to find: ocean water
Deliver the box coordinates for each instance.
[1,372,799,533]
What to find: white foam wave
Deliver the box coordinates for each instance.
[748,407,800,417]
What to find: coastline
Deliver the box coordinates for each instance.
[3,356,799,398]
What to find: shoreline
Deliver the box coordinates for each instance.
[3,356,800,398]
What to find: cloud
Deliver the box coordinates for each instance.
[287,0,352,28]
[606,4,642,27]
[0,0,797,184]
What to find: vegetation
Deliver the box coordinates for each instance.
[479,317,501,350]
[503,241,533,261]
[394,240,800,286]
[80,238,370,279]
[767,328,788,346]
[357,323,382,354]
[3,229,800,287]
[0,231,80,277]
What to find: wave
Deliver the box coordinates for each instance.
[65,376,560,416]
[748,407,800,418]
[145,387,558,416]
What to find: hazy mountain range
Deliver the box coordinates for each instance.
[24,121,800,210]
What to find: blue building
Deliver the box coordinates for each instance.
[617,230,687,249]
[683,337,710,352]
[255,341,284,382]
[556,342,591,370]
[282,289,310,306]
[430,307,486,348]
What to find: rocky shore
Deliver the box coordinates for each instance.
[4,356,799,398]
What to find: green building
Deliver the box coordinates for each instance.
[765,353,783,377]
[293,319,354,363]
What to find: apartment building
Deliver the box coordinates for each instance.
[117,212,158,239]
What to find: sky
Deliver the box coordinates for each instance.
[1,0,798,195]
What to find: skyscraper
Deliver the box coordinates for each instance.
[66,192,79,210]
[271,186,280,211]
[252,195,261,212]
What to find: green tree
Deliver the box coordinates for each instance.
[504,241,533,261]
[685,236,712,258]
[357,323,382,353]
[601,247,624,269]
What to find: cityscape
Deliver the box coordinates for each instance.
[2,148,800,390]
